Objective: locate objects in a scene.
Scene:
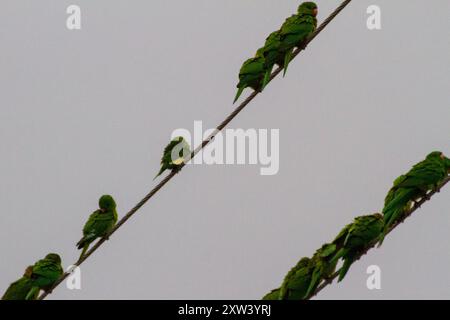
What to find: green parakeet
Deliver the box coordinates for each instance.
[261,288,280,300]
[77,195,118,260]
[304,243,338,298]
[279,257,313,300]
[380,151,450,244]
[279,2,317,76]
[330,214,384,282]
[2,266,37,300]
[233,50,266,104]
[26,253,63,299]
[154,136,191,179]
[259,31,285,89]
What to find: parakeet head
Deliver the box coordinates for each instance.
[24,265,34,278]
[425,151,444,160]
[99,195,116,211]
[298,2,318,17]
[255,48,265,58]
[172,136,184,144]
[296,257,311,268]
[45,253,62,264]
[372,213,383,220]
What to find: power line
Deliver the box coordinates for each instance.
[38,0,353,299]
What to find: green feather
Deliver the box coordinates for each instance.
[261,288,280,300]
[30,254,63,290]
[2,266,37,300]
[330,214,384,282]
[278,5,317,76]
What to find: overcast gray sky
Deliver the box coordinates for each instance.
[1,0,449,299]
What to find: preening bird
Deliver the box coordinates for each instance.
[154,136,191,179]
[76,195,118,260]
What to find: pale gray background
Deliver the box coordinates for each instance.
[1,0,449,299]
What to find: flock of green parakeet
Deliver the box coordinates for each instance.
[2,137,191,300]
[233,2,318,103]
[263,151,450,300]
[2,1,449,301]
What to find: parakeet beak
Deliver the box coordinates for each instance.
[100,208,106,213]
[440,153,445,160]
[313,8,318,17]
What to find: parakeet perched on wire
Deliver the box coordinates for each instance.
[2,266,37,300]
[279,257,313,300]
[380,151,450,244]
[330,214,384,282]
[233,49,266,104]
[261,288,280,300]
[26,253,63,299]
[154,136,191,179]
[304,243,338,298]
[279,2,318,76]
[259,31,284,89]
[77,195,118,260]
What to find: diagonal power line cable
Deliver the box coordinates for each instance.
[38,0,353,299]
[304,176,450,300]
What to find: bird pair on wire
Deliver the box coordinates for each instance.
[233,2,318,104]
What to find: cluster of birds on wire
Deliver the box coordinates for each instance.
[2,148,449,300]
[2,2,321,299]
[263,151,450,300]
[1,2,449,300]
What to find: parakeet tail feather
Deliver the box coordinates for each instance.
[304,269,321,299]
[233,87,245,104]
[25,287,39,300]
[338,257,353,282]
[153,166,165,181]
[283,50,293,77]
[262,69,272,90]
[330,247,346,265]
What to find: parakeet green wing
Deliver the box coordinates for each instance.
[233,54,266,104]
[261,288,280,300]
[279,257,312,300]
